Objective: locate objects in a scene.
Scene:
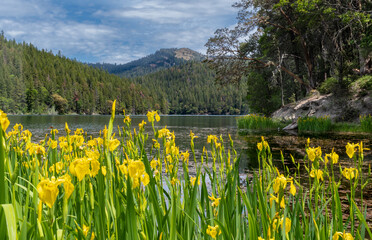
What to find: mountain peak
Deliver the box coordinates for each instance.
[90,48,205,78]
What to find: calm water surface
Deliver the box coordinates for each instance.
[7,115,372,172]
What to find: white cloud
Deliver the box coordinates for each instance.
[0,0,238,63]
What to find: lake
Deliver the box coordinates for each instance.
[7,115,372,172]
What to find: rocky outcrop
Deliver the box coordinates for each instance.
[271,90,372,123]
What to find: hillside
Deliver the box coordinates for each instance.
[90,48,205,78]
[132,61,249,115]
[0,34,155,114]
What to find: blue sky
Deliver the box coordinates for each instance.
[0,0,237,63]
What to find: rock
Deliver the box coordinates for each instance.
[283,122,298,130]
[271,90,372,123]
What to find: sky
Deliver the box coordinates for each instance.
[0,0,238,64]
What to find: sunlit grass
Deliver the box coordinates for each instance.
[237,114,283,130]
[360,114,372,133]
[297,116,333,133]
[0,105,371,239]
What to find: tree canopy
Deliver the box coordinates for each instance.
[206,0,372,114]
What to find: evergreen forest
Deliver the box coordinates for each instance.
[0,33,248,115]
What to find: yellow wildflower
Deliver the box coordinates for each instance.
[90,159,100,177]
[152,139,160,149]
[170,177,180,186]
[310,169,323,181]
[63,174,74,200]
[123,115,131,124]
[333,231,354,240]
[138,120,146,130]
[279,217,291,233]
[158,126,170,138]
[190,176,200,186]
[325,149,339,164]
[50,128,59,135]
[65,122,71,134]
[206,225,221,239]
[150,159,159,170]
[189,130,198,140]
[257,142,263,151]
[346,143,359,159]
[128,160,149,188]
[207,135,218,144]
[37,176,65,208]
[342,168,358,180]
[70,158,90,181]
[273,174,287,193]
[306,147,316,161]
[208,195,221,207]
[0,110,10,132]
[181,151,189,164]
[289,181,296,196]
[108,139,120,151]
[48,139,58,149]
[269,194,285,209]
[147,110,160,123]
[101,166,107,176]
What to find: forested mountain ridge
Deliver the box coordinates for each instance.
[89,48,205,78]
[132,61,248,115]
[0,33,156,114]
[0,34,247,115]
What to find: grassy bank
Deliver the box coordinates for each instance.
[0,104,371,239]
[237,114,285,131]
[238,114,372,134]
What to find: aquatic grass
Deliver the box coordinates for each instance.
[0,104,371,239]
[237,114,283,130]
[298,116,333,133]
[360,114,372,133]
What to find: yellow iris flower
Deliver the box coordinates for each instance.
[310,169,323,181]
[346,142,359,159]
[37,176,65,208]
[273,174,287,193]
[333,231,354,240]
[108,138,120,151]
[208,195,221,207]
[206,225,221,239]
[342,168,358,180]
[0,110,10,132]
[325,149,339,164]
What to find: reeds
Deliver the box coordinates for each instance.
[298,116,333,133]
[360,114,372,133]
[237,114,282,130]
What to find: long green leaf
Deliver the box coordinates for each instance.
[0,204,17,240]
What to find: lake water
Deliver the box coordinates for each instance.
[7,115,372,172]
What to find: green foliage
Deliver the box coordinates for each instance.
[206,0,372,113]
[132,61,249,115]
[360,114,372,133]
[0,35,171,114]
[1,109,371,239]
[237,114,283,130]
[297,116,333,133]
[318,77,338,94]
[351,75,372,91]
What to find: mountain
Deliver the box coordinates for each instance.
[0,34,155,115]
[132,61,248,115]
[90,48,205,78]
